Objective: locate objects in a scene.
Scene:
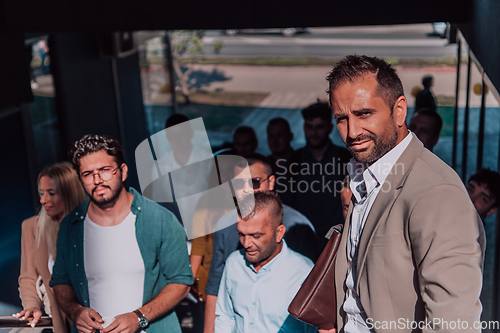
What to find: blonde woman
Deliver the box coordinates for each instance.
[13,162,87,332]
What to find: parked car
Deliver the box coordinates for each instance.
[431,22,448,38]
[222,27,306,37]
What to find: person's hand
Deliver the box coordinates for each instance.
[12,307,43,327]
[102,312,139,333]
[318,329,337,333]
[191,278,204,302]
[73,306,104,333]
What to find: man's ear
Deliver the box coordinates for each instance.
[268,174,276,191]
[393,96,408,127]
[486,206,498,217]
[121,163,128,182]
[276,224,286,243]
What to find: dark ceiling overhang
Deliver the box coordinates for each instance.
[1,0,471,32]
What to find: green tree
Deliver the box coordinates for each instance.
[170,30,224,103]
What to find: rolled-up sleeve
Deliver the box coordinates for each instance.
[160,215,194,286]
[49,218,71,287]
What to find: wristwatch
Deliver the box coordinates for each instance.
[133,309,149,329]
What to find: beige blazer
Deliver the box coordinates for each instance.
[19,216,69,333]
[335,134,485,333]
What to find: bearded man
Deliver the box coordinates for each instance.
[321,55,484,333]
[51,134,193,333]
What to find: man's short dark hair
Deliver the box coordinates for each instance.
[70,134,125,174]
[468,168,500,208]
[236,153,272,176]
[233,126,258,143]
[165,113,190,129]
[237,191,284,227]
[422,76,433,88]
[267,117,291,133]
[326,55,404,112]
[301,102,332,123]
[412,108,443,136]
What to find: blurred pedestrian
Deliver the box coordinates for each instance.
[408,108,442,151]
[232,126,258,156]
[278,102,351,250]
[415,75,436,112]
[466,168,500,222]
[266,117,294,176]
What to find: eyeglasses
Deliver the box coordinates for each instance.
[232,176,270,190]
[80,166,120,184]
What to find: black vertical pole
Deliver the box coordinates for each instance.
[461,48,472,181]
[477,71,486,170]
[452,38,461,170]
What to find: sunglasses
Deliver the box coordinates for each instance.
[232,176,270,190]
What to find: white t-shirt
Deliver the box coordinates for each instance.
[84,212,145,318]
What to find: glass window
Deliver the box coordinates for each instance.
[27,37,62,171]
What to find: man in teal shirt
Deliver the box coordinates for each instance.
[50,134,193,333]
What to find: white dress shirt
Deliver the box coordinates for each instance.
[343,131,412,333]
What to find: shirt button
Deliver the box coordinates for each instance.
[250,322,253,326]
[252,302,255,305]
[353,237,357,242]
[138,207,141,210]
[74,245,77,248]
[76,264,79,267]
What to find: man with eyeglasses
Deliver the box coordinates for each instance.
[202,153,318,333]
[50,134,193,333]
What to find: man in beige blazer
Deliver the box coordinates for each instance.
[322,55,485,333]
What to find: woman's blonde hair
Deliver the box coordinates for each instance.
[37,162,87,258]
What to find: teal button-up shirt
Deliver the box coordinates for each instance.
[50,187,194,333]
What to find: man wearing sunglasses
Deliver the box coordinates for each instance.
[51,135,193,333]
[202,153,318,333]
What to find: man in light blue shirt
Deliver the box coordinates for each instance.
[215,191,317,333]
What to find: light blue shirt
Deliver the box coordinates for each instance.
[215,240,317,333]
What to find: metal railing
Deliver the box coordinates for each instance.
[0,316,52,329]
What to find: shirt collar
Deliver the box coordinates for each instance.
[70,187,142,225]
[247,240,289,274]
[348,131,412,202]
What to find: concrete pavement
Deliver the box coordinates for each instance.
[182,63,497,109]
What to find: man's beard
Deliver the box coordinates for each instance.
[88,182,123,208]
[347,125,398,164]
